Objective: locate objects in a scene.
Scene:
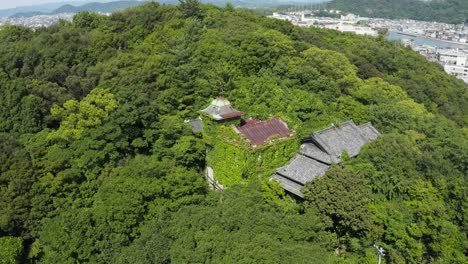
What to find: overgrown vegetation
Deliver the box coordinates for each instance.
[326,0,468,24]
[0,2,466,263]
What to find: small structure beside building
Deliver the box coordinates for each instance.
[235,117,293,147]
[185,118,203,133]
[202,97,244,121]
[272,120,380,198]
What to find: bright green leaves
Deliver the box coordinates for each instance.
[47,88,118,142]
[369,202,424,262]
[303,165,372,239]
[353,134,422,200]
[38,155,207,263]
[302,46,357,80]
[240,29,295,73]
[115,183,333,264]
[352,78,407,105]
[0,25,33,43]
[0,3,466,263]
[0,236,23,264]
[73,12,105,31]
[206,136,299,187]
[178,0,202,19]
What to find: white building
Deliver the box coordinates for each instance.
[323,23,378,37]
[269,13,292,21]
[444,56,468,83]
[340,13,358,22]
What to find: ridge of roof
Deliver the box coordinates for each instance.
[201,97,244,120]
[272,120,380,198]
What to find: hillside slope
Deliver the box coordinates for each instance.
[0,2,466,263]
[326,0,468,24]
[52,0,147,14]
[9,0,148,17]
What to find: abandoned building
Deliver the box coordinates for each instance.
[235,117,293,146]
[272,120,380,198]
[201,97,244,121]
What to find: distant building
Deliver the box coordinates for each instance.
[444,56,468,83]
[201,97,244,121]
[272,120,380,198]
[270,13,291,21]
[340,13,358,21]
[235,117,293,146]
[323,23,378,37]
[439,49,463,64]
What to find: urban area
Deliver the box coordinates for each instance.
[0,13,76,28]
[0,6,467,83]
[270,9,468,83]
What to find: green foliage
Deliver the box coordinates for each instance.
[73,11,104,30]
[47,88,118,142]
[114,183,335,264]
[0,25,32,42]
[326,0,468,24]
[0,236,23,264]
[302,47,357,80]
[293,27,467,125]
[206,130,299,187]
[178,0,203,18]
[303,165,372,239]
[38,156,207,263]
[0,2,466,263]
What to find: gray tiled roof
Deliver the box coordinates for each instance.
[300,143,332,164]
[188,119,203,133]
[303,120,380,163]
[271,173,305,198]
[358,122,381,141]
[276,154,330,185]
[307,120,366,160]
[272,120,380,197]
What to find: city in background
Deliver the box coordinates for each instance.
[1,0,467,84]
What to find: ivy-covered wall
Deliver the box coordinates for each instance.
[204,120,300,187]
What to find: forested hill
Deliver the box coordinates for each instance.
[0,2,467,263]
[326,0,468,24]
[51,1,147,14]
[10,1,148,18]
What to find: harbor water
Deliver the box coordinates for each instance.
[387,31,468,49]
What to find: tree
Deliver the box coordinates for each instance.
[0,3,466,263]
[0,236,23,264]
[47,88,118,142]
[178,0,202,18]
[303,165,372,240]
[73,12,104,30]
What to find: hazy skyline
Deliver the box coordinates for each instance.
[0,0,329,10]
[0,0,112,10]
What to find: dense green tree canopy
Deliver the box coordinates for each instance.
[0,2,466,263]
[326,0,468,24]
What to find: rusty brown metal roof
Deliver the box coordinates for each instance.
[236,117,292,146]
